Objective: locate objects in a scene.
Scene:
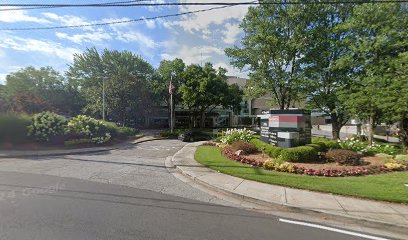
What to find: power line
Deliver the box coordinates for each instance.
[0,5,238,31]
[0,0,154,11]
[0,1,406,8]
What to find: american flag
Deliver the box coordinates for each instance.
[169,76,174,95]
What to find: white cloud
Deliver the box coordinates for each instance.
[0,73,7,84]
[144,19,156,29]
[116,30,157,49]
[161,45,225,64]
[146,0,167,12]
[0,8,50,24]
[0,35,79,62]
[222,23,241,44]
[42,12,95,31]
[173,0,249,33]
[56,31,112,44]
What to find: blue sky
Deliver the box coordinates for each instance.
[0,0,251,84]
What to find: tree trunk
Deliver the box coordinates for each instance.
[367,114,375,146]
[200,112,206,128]
[399,118,408,153]
[331,113,341,140]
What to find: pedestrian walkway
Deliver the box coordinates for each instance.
[172,142,408,229]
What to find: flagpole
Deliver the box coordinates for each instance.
[170,73,174,134]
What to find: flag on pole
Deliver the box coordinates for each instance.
[169,77,174,95]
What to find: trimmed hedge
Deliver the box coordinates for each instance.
[279,146,318,162]
[0,113,31,144]
[312,137,339,150]
[249,138,282,158]
[305,143,326,152]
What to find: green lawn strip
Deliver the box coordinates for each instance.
[195,146,408,203]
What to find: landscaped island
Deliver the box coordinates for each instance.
[0,111,139,150]
[196,129,408,203]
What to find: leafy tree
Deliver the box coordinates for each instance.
[225,1,310,109]
[67,48,155,126]
[339,3,407,145]
[302,3,354,140]
[380,51,408,150]
[179,63,243,128]
[3,66,73,114]
[150,58,185,127]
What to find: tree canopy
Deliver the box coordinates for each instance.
[180,63,243,127]
[67,48,155,126]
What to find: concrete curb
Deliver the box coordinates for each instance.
[170,142,408,231]
[0,135,164,158]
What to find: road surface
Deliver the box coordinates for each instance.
[0,139,389,239]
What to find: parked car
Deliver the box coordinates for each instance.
[178,130,211,142]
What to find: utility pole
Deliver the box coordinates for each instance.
[169,72,176,134]
[102,76,106,121]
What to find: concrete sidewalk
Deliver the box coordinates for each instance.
[0,135,162,158]
[172,142,408,229]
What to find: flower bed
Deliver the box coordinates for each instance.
[221,147,408,177]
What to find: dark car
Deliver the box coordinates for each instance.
[178,130,211,142]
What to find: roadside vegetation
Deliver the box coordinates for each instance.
[0,111,139,150]
[195,129,408,203]
[196,145,408,203]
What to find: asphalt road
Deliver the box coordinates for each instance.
[0,139,387,240]
[0,171,365,240]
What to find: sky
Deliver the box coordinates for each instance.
[0,0,251,84]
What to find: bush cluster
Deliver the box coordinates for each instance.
[279,146,318,163]
[0,113,31,144]
[27,111,66,141]
[249,138,282,158]
[325,149,362,165]
[219,128,255,144]
[311,137,339,150]
[229,141,258,155]
[263,160,295,173]
[65,115,112,144]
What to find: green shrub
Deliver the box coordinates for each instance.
[160,129,185,138]
[64,138,93,146]
[305,143,326,152]
[229,141,258,155]
[394,155,408,163]
[117,127,139,137]
[325,149,362,165]
[27,111,67,142]
[249,138,282,158]
[66,115,111,144]
[312,137,339,150]
[219,128,255,144]
[0,113,31,143]
[101,120,120,137]
[214,136,223,142]
[279,146,318,162]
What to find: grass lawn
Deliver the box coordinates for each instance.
[195,146,408,203]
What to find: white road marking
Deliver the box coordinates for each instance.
[278,218,389,240]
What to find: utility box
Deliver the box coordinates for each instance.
[258,109,311,148]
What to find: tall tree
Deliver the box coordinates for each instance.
[302,2,354,140]
[67,48,155,126]
[150,58,185,127]
[3,66,72,114]
[225,1,310,109]
[179,63,243,128]
[339,3,407,144]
